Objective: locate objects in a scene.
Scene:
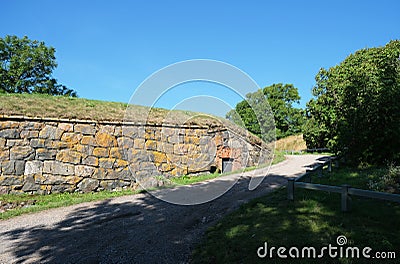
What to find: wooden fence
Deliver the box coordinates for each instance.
[287,157,400,212]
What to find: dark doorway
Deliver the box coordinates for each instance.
[222,158,233,173]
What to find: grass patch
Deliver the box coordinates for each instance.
[192,166,400,263]
[170,151,287,186]
[275,134,307,152]
[0,93,228,127]
[0,189,139,220]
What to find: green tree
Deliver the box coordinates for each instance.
[0,35,76,96]
[304,40,400,164]
[226,83,304,141]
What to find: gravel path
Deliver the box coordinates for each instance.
[0,155,328,264]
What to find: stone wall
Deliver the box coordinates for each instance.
[0,116,268,194]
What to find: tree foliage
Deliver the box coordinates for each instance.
[304,40,400,164]
[0,35,76,96]
[226,83,304,141]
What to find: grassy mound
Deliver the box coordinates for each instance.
[275,134,307,152]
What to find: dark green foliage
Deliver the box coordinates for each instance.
[304,40,400,164]
[0,35,76,97]
[226,83,304,141]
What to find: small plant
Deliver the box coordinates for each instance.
[369,163,400,194]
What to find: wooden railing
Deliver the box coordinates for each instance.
[287,157,400,212]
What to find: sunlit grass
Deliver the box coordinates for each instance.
[192,166,400,264]
[0,189,138,220]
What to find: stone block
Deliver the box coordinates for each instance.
[0,121,19,129]
[109,147,122,159]
[0,148,9,161]
[82,156,99,166]
[77,178,99,192]
[121,126,138,138]
[153,151,167,164]
[134,138,145,149]
[45,140,69,149]
[21,122,42,130]
[15,160,26,175]
[158,142,174,154]
[39,125,63,140]
[22,175,39,191]
[36,148,57,160]
[93,147,108,157]
[65,176,83,185]
[75,144,93,157]
[61,133,82,145]
[115,159,129,168]
[43,161,74,175]
[168,134,183,144]
[56,149,82,164]
[24,160,43,175]
[0,175,24,186]
[145,140,157,150]
[99,158,115,169]
[20,130,39,139]
[75,165,95,177]
[74,124,96,135]
[99,180,129,191]
[160,162,174,172]
[127,149,153,163]
[138,161,156,171]
[95,132,117,147]
[117,137,134,148]
[10,146,34,160]
[0,129,19,139]
[51,184,74,193]
[2,161,15,174]
[112,167,133,180]
[0,138,5,147]
[184,136,200,145]
[30,138,46,148]
[6,139,28,147]
[41,174,66,185]
[99,125,115,134]
[92,168,108,179]
[58,123,73,132]
[81,135,96,146]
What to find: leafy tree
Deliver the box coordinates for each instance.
[0,35,76,96]
[304,40,400,164]
[226,83,304,141]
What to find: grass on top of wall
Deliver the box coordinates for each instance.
[0,93,222,126]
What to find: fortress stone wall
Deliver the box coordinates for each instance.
[0,116,268,194]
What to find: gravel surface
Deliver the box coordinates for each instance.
[0,155,327,264]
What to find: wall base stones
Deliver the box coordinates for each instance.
[0,116,270,194]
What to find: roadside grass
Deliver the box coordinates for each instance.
[170,151,287,186]
[192,166,400,264]
[0,189,139,220]
[275,134,307,152]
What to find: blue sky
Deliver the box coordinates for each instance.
[2,0,400,117]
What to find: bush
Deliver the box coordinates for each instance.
[369,163,400,193]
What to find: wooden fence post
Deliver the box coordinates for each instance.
[288,178,295,201]
[317,166,323,178]
[305,169,312,183]
[328,158,332,173]
[341,184,351,212]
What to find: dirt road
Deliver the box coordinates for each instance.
[0,155,327,264]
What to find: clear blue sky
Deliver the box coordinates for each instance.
[2,0,400,117]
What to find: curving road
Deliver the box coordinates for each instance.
[0,155,328,264]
